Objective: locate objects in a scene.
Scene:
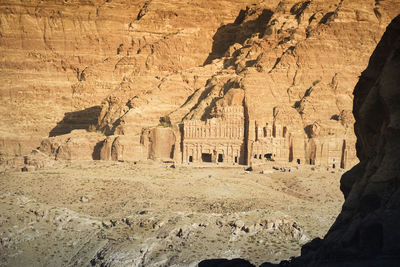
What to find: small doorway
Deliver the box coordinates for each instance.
[297,159,301,164]
[202,153,212,163]
[332,164,336,169]
[188,156,193,163]
[218,154,223,163]
[264,153,272,160]
[234,156,238,163]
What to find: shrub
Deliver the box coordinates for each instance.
[159,115,172,127]
[87,124,97,132]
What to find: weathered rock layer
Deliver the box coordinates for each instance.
[93,0,399,168]
[1,0,400,170]
[199,12,400,267]
[0,0,258,158]
[296,13,400,266]
[256,13,400,267]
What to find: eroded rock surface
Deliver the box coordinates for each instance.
[245,13,400,267]
[1,1,400,168]
[96,0,400,168]
[39,130,105,160]
[293,13,400,267]
[199,11,400,267]
[0,0,259,157]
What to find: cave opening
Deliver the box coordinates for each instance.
[218,154,223,163]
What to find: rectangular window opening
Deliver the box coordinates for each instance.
[202,153,212,163]
[264,153,272,160]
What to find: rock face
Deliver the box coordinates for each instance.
[0,0,259,158]
[1,0,400,168]
[148,127,176,160]
[99,134,148,161]
[199,13,400,267]
[39,130,105,160]
[307,13,400,266]
[260,14,400,267]
[95,0,399,168]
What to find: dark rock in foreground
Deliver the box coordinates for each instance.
[199,258,255,267]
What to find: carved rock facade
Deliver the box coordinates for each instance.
[178,104,356,168]
[183,106,245,165]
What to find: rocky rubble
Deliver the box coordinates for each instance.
[0,149,54,173]
[0,189,309,267]
[0,157,344,265]
[87,212,308,266]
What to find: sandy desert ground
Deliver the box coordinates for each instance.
[0,161,345,266]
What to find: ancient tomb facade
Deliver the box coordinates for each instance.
[182,105,295,166]
[249,122,291,164]
[182,106,245,164]
[95,104,356,168]
[306,136,357,169]
[180,105,356,168]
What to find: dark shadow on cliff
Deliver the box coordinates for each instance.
[49,106,102,137]
[203,8,273,65]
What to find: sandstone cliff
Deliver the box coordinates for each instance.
[199,12,400,267]
[1,0,400,169]
[289,13,400,267]
[94,0,399,167]
[0,0,259,158]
